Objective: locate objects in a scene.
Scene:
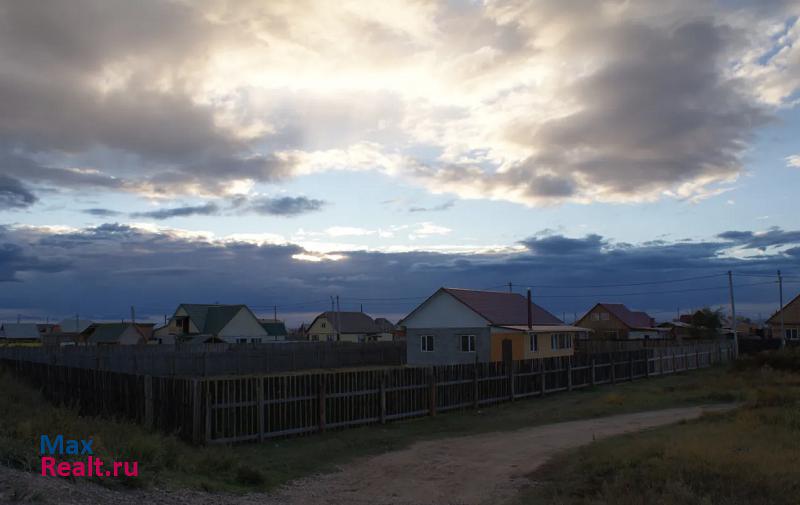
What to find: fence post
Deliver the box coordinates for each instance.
[672,351,677,374]
[318,374,327,432]
[628,351,634,382]
[567,357,572,391]
[191,379,202,444]
[509,361,515,401]
[644,350,650,379]
[204,380,211,443]
[380,371,387,424]
[473,359,479,408]
[429,367,437,416]
[718,343,723,364]
[590,358,596,386]
[610,355,616,384]
[540,359,547,396]
[144,375,153,429]
[696,349,700,369]
[256,377,264,442]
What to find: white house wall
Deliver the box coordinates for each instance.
[218,308,269,338]
[403,291,488,328]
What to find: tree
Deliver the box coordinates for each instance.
[690,307,723,338]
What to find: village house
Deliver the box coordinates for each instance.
[305,311,394,342]
[767,292,800,341]
[258,319,289,340]
[0,323,42,344]
[156,304,269,344]
[576,303,668,340]
[400,287,589,365]
[81,323,154,346]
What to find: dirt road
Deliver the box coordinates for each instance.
[0,404,734,505]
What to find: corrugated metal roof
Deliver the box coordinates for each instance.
[442,288,563,326]
[0,323,41,339]
[316,311,380,333]
[598,303,655,328]
[179,304,248,335]
[85,323,144,344]
[260,320,288,336]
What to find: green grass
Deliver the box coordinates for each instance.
[0,363,746,493]
[516,351,800,505]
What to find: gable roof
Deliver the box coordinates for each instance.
[56,318,94,333]
[434,288,563,326]
[311,311,380,334]
[585,303,655,329]
[178,304,254,335]
[0,323,41,339]
[767,292,800,324]
[85,323,147,344]
[374,317,395,331]
[259,320,288,336]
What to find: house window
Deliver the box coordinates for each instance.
[600,312,610,320]
[321,322,326,328]
[591,313,600,321]
[550,333,572,350]
[460,334,475,352]
[358,335,365,343]
[421,335,435,352]
[236,338,247,344]
[251,338,262,344]
[786,329,799,340]
[529,333,538,352]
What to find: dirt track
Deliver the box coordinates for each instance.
[0,404,734,505]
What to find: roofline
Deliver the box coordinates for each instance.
[398,287,491,327]
[577,302,642,329]
[766,292,800,324]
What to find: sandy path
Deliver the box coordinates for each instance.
[0,404,734,505]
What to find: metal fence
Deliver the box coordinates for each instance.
[0,341,406,376]
[1,342,733,444]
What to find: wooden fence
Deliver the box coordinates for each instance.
[0,341,406,376]
[1,342,733,445]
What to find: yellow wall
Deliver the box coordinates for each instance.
[490,331,575,361]
[490,331,525,361]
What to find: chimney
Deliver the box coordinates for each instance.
[527,288,532,330]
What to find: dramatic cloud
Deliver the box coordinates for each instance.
[0,224,798,323]
[247,196,326,217]
[130,203,220,220]
[787,155,800,168]
[0,0,796,208]
[0,175,36,209]
[82,208,122,217]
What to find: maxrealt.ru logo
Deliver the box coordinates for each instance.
[40,435,138,478]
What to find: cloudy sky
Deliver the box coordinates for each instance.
[1,0,799,326]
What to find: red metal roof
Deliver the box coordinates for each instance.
[442,288,563,326]
[598,303,655,328]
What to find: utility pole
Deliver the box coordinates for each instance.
[335,295,342,341]
[273,305,277,322]
[779,270,785,348]
[508,282,513,293]
[728,271,738,359]
[130,306,136,325]
[330,296,335,342]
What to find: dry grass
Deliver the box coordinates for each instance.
[517,354,800,505]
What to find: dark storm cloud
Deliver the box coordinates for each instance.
[496,20,769,201]
[0,0,295,195]
[247,196,327,216]
[82,208,123,217]
[0,175,36,209]
[130,203,220,220]
[718,228,800,250]
[1,224,798,322]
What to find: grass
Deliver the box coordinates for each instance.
[516,349,800,505]
[0,362,750,494]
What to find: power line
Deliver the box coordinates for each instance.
[504,273,727,290]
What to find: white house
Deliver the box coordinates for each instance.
[160,304,269,344]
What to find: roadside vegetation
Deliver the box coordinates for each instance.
[517,348,800,505]
[0,359,757,494]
